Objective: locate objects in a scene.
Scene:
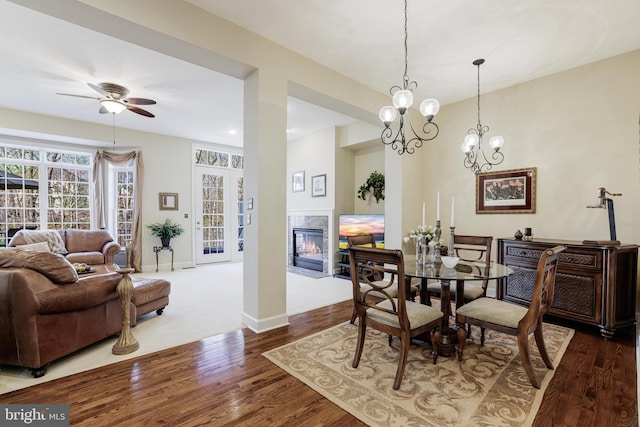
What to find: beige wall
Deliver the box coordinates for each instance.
[421,50,640,250]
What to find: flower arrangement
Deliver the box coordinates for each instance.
[408,225,435,242]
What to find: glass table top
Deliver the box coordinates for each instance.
[404,260,514,281]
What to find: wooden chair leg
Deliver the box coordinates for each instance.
[534,321,554,369]
[352,319,366,369]
[480,327,486,345]
[393,331,411,390]
[425,290,432,306]
[430,327,440,364]
[456,323,467,361]
[350,307,357,324]
[517,332,540,389]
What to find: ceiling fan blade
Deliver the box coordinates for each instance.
[56,93,100,100]
[125,97,156,105]
[87,82,107,96]
[127,105,155,117]
[99,106,109,114]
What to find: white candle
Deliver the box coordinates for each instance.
[436,192,440,221]
[422,202,425,228]
[451,196,455,227]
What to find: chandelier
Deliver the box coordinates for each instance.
[461,58,505,174]
[379,0,440,155]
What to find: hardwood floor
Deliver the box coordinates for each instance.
[1,300,636,426]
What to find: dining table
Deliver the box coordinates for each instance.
[404,259,515,356]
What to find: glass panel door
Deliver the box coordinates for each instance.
[195,167,231,263]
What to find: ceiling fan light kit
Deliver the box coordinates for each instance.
[101,99,126,114]
[57,82,156,118]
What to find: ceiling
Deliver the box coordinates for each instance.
[1,0,639,149]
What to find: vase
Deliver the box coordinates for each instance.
[415,236,427,267]
[426,241,436,266]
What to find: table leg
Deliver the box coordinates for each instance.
[155,249,159,272]
[438,279,454,356]
[170,248,174,271]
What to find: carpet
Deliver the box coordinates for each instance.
[263,321,574,426]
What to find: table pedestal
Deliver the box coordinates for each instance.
[112,267,139,355]
[419,277,463,357]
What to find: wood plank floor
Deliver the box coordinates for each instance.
[1,300,636,426]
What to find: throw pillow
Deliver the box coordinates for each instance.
[16,241,51,252]
[21,230,68,254]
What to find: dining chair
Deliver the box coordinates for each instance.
[347,234,419,324]
[455,245,566,388]
[349,245,444,390]
[424,235,493,306]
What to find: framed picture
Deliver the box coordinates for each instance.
[311,174,326,197]
[292,171,305,193]
[476,167,536,214]
[159,192,179,211]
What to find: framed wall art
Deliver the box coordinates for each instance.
[476,167,536,214]
[292,171,305,193]
[159,192,179,211]
[311,174,326,197]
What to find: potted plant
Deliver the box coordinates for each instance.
[357,171,385,203]
[146,218,185,248]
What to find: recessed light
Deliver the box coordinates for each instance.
[228,129,237,135]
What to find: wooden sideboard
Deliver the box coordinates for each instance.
[497,238,638,339]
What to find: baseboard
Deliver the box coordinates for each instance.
[241,311,289,333]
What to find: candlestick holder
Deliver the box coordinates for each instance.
[448,226,456,256]
[434,220,442,263]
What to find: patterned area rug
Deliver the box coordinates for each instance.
[263,321,574,426]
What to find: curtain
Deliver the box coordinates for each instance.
[93,150,144,272]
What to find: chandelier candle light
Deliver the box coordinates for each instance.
[461,59,505,174]
[379,0,440,155]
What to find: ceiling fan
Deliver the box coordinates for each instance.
[57,82,156,117]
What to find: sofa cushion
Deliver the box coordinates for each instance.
[66,252,105,265]
[63,229,114,254]
[36,272,122,314]
[0,249,78,284]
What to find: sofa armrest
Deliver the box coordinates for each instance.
[102,241,121,264]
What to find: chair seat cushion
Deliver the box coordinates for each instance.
[456,297,528,329]
[426,282,485,300]
[368,298,443,329]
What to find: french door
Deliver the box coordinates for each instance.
[194,166,243,264]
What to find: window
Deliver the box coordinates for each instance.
[46,150,92,230]
[0,143,93,244]
[113,165,134,247]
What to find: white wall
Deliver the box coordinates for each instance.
[287,127,337,211]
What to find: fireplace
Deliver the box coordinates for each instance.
[292,228,324,271]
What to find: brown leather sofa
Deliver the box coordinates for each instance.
[0,230,171,377]
[8,228,121,265]
[0,249,126,377]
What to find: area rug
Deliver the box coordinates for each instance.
[263,321,574,426]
